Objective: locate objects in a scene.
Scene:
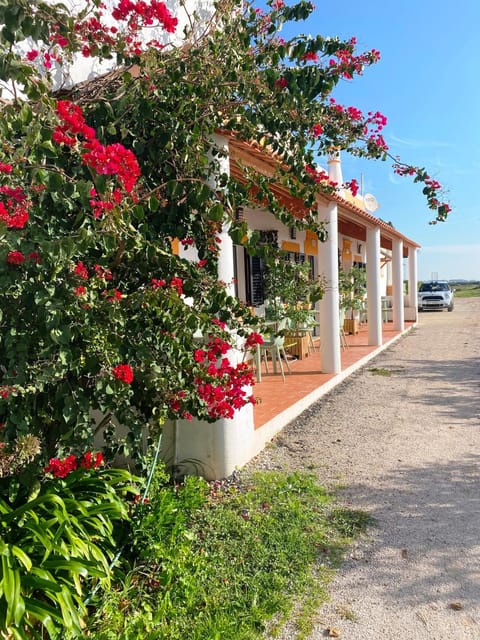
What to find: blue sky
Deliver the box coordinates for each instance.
[276,0,480,280]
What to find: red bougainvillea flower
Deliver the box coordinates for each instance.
[169,277,183,295]
[104,288,122,302]
[111,0,178,33]
[74,261,89,279]
[211,318,226,330]
[245,332,264,348]
[0,203,29,229]
[151,278,166,289]
[6,251,25,265]
[45,451,104,477]
[74,285,87,296]
[94,264,113,281]
[194,349,206,363]
[0,185,30,229]
[44,454,78,478]
[0,163,12,173]
[301,51,318,63]
[28,252,41,263]
[55,100,96,140]
[80,450,104,469]
[112,363,134,384]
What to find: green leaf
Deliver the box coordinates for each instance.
[47,172,64,191]
[56,585,84,635]
[148,194,160,212]
[19,102,32,126]
[1,555,23,627]
[23,597,63,635]
[11,547,32,572]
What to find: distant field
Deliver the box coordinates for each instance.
[452,283,480,298]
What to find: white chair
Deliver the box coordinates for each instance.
[339,308,348,350]
[259,318,292,381]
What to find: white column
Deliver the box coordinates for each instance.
[407,247,418,322]
[217,227,236,296]
[318,201,341,374]
[208,134,236,296]
[173,133,252,480]
[366,226,382,346]
[392,238,405,331]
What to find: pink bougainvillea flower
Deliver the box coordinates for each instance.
[345,178,359,197]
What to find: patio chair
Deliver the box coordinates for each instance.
[290,318,318,353]
[259,317,292,381]
[339,308,348,350]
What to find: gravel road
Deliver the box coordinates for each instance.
[248,296,480,639]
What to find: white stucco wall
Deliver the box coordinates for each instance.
[2,0,215,97]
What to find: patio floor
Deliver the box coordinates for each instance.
[252,320,415,430]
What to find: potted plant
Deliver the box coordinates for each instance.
[263,258,325,357]
[338,265,366,334]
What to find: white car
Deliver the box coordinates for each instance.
[417,281,454,312]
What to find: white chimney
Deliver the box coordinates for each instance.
[327,147,343,191]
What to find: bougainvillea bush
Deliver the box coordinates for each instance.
[0,0,451,475]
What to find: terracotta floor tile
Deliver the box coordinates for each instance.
[252,321,413,429]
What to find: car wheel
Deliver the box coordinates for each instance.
[448,305,454,312]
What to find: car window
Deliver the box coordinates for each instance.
[419,283,450,292]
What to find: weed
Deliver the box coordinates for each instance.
[368,367,392,376]
[335,602,358,622]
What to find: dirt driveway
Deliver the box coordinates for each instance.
[250,297,480,639]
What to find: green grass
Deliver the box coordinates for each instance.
[87,469,372,640]
[452,283,480,298]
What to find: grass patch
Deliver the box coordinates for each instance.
[452,283,480,298]
[87,469,371,640]
[368,367,392,376]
